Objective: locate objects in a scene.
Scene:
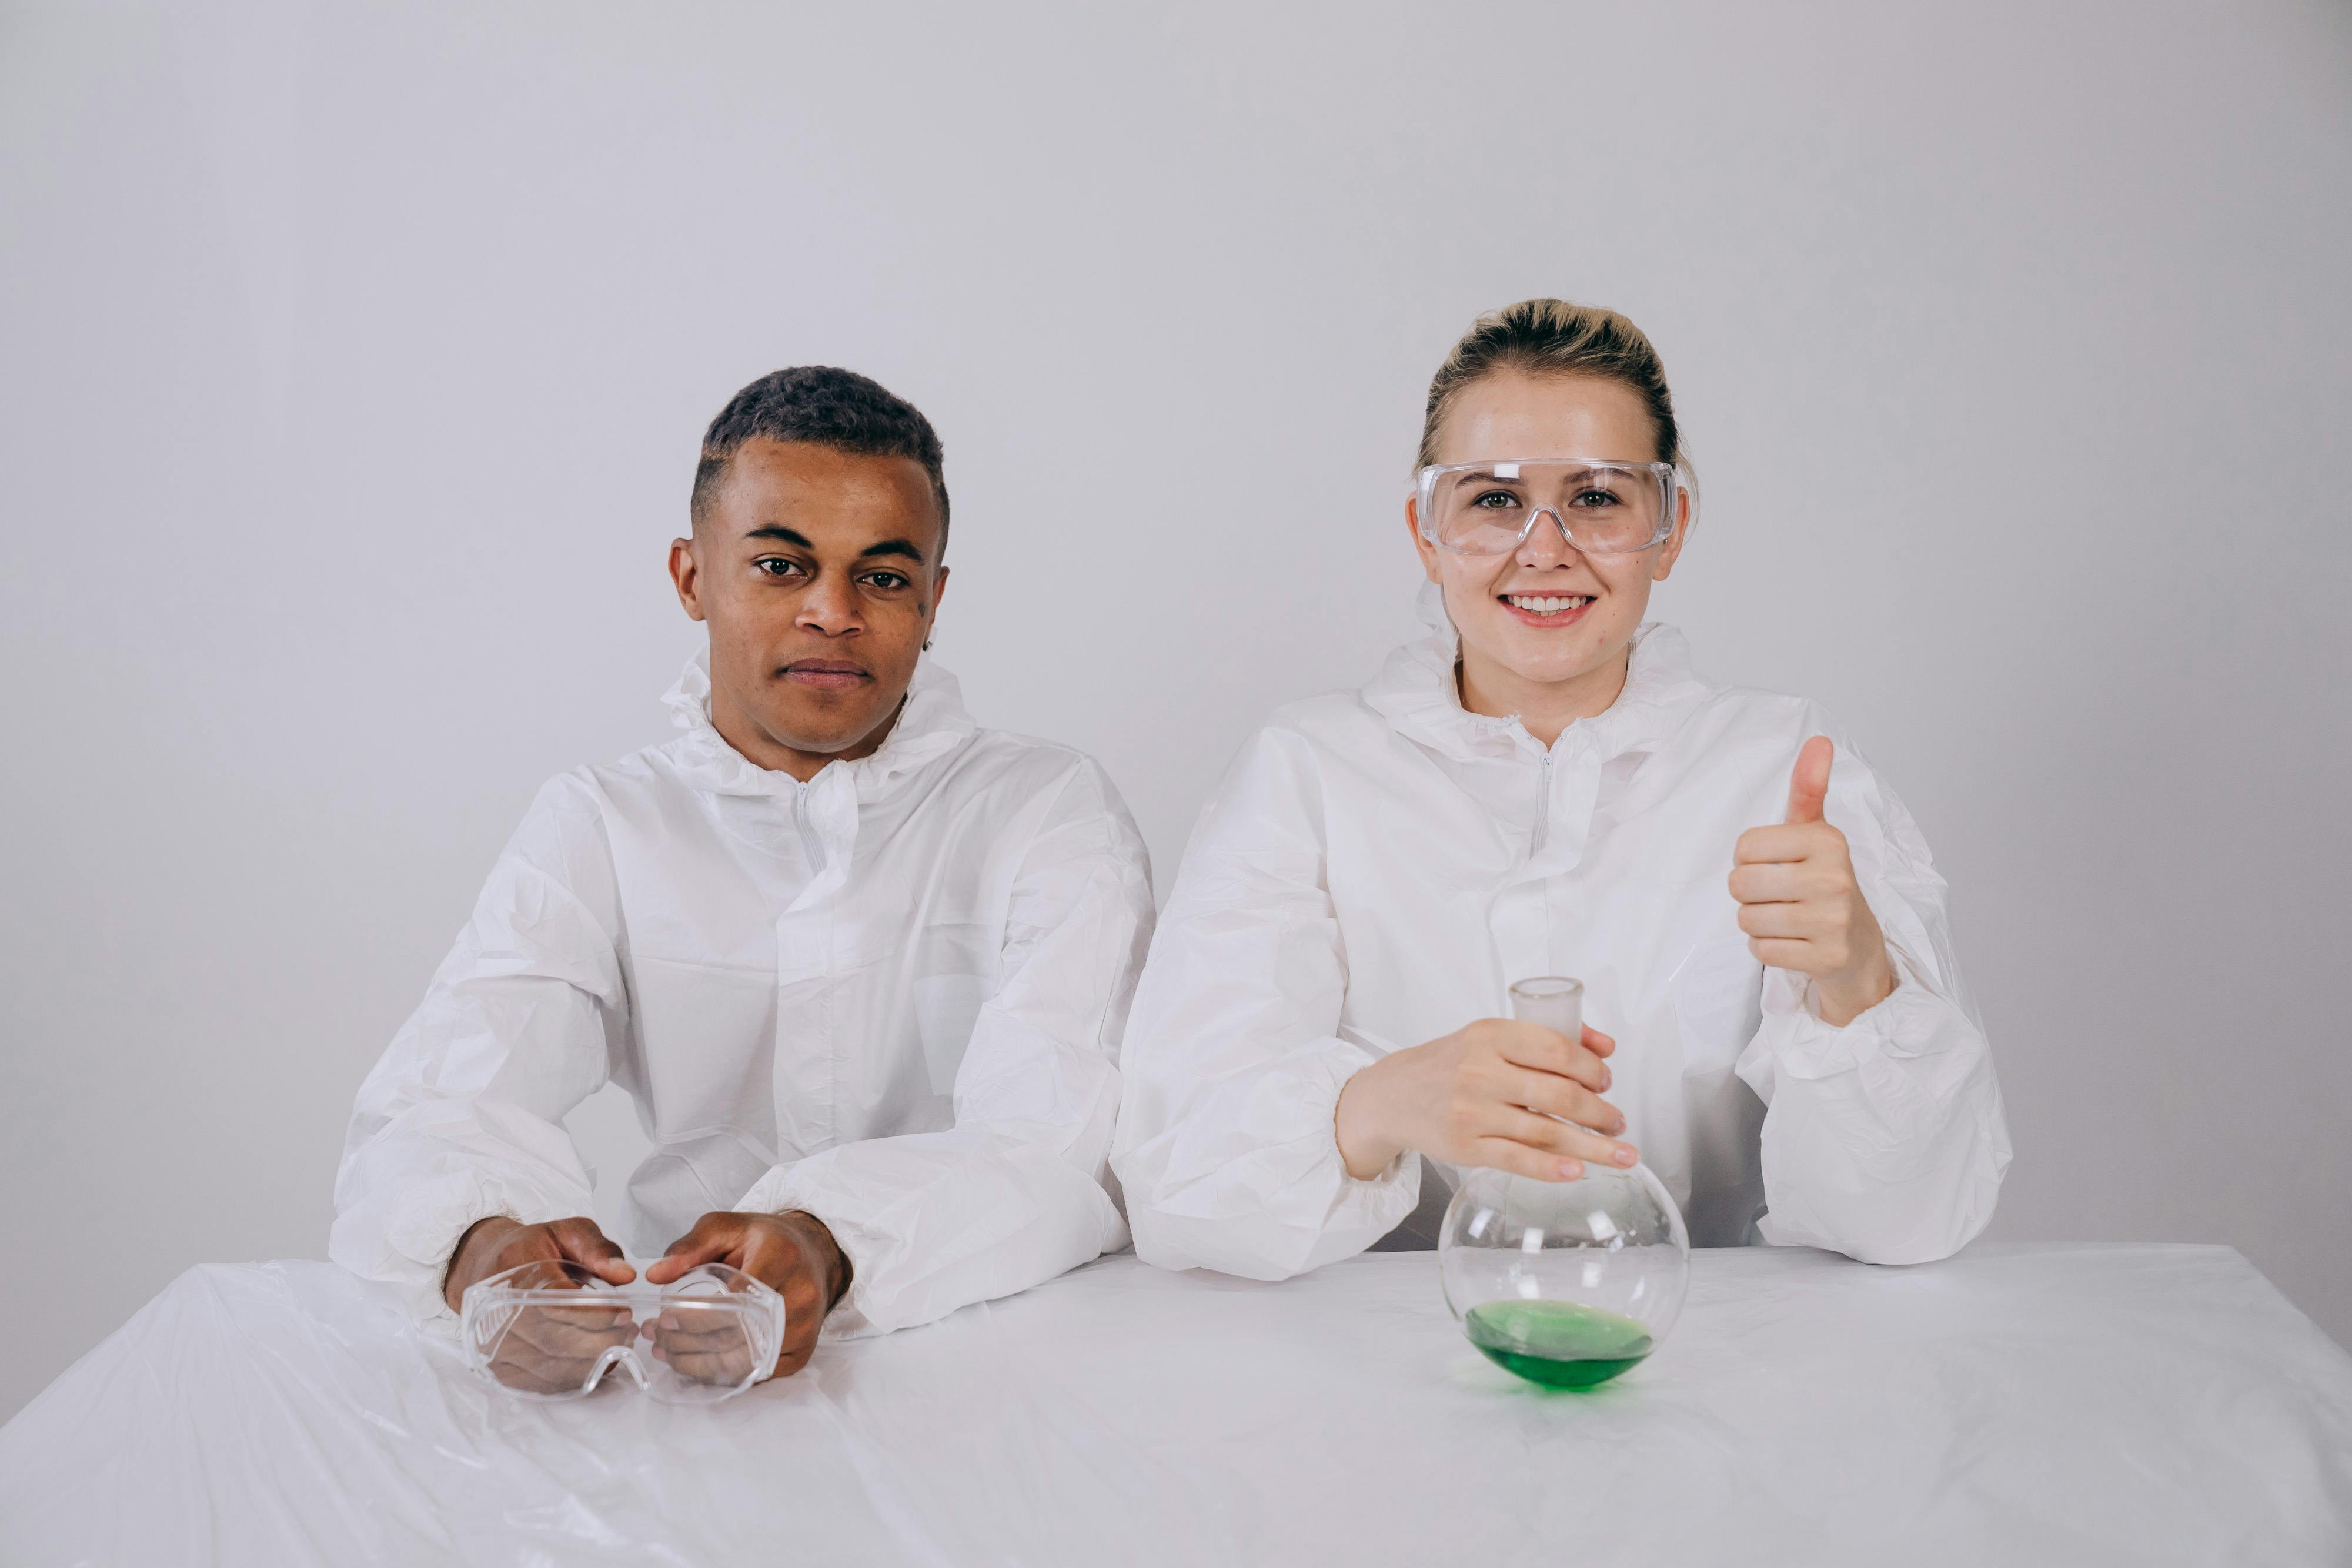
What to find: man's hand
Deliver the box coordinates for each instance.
[645,1211,850,1380]
[1730,735,1897,1027]
[442,1215,637,1394]
[443,1214,634,1312]
[1332,1018,1633,1183]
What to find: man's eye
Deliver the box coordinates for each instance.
[863,571,911,591]
[754,557,807,578]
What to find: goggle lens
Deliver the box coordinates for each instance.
[1424,461,1676,556]
[460,1259,784,1403]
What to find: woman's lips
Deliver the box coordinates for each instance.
[1496,596,1593,629]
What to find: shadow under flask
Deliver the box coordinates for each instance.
[1437,977,1692,1389]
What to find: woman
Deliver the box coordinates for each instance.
[1111,299,2009,1278]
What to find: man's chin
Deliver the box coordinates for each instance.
[757,700,898,758]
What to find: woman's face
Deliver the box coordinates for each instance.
[1409,370,1689,701]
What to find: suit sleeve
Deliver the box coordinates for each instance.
[329,776,624,1327]
[1111,728,1421,1281]
[736,758,1155,1336]
[1735,718,2013,1263]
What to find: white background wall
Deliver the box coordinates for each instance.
[4,0,2347,1421]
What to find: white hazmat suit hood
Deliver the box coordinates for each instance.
[1112,589,2009,1279]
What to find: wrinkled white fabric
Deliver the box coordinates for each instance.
[8,1248,2350,1566]
[1114,600,2010,1279]
[332,651,1154,1336]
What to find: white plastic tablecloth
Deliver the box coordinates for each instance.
[4,1243,2347,1565]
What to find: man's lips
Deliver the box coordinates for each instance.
[779,660,872,690]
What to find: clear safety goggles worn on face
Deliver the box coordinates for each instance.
[1416,459,1696,557]
[459,1259,787,1404]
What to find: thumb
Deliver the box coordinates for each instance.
[1784,735,1833,825]
[644,1212,743,1284]
[552,1217,635,1283]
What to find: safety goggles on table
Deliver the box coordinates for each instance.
[1415,459,1696,557]
[459,1259,786,1405]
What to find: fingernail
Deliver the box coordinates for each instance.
[1557,1159,1583,1180]
[1600,1067,1612,1090]
[1615,1147,1637,1166]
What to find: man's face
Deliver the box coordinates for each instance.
[669,437,948,778]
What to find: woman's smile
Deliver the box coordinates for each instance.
[1497,591,1595,626]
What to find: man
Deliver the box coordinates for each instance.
[332,367,1154,1382]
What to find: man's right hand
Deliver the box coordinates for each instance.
[1332,1018,1635,1182]
[443,1216,639,1395]
[442,1215,635,1313]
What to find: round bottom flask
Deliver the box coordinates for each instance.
[1437,978,1691,1389]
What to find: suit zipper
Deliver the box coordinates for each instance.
[1531,744,1554,854]
[792,782,827,874]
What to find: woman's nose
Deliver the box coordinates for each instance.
[1514,508,1583,566]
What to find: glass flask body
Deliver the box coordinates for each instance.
[1436,978,1692,1388]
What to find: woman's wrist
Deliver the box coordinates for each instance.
[1816,955,1897,1027]
[1334,1061,1405,1181]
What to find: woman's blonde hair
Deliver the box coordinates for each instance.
[1417,298,1684,471]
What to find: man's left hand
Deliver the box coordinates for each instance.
[646,1210,850,1380]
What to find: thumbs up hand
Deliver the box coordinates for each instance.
[1728,735,1897,1027]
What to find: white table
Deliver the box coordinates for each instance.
[4,1243,2347,1565]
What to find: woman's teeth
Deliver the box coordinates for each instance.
[1504,594,1592,616]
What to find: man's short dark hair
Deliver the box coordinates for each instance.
[691,366,950,555]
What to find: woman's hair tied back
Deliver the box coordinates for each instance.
[1419,298,1685,473]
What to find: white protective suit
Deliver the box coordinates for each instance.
[1113,602,2009,1278]
[333,651,1155,1335]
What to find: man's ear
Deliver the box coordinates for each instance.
[921,564,949,650]
[669,536,707,621]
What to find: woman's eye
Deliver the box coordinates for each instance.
[1471,490,1522,511]
[1569,489,1621,509]
[754,557,808,578]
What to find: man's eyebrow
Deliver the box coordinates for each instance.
[856,538,927,563]
[743,525,813,547]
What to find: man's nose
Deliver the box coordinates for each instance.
[796,573,864,634]
[1514,508,1583,567]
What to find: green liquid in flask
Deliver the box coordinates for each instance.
[1464,1300,1653,1389]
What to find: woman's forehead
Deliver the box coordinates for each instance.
[1434,372,1658,466]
